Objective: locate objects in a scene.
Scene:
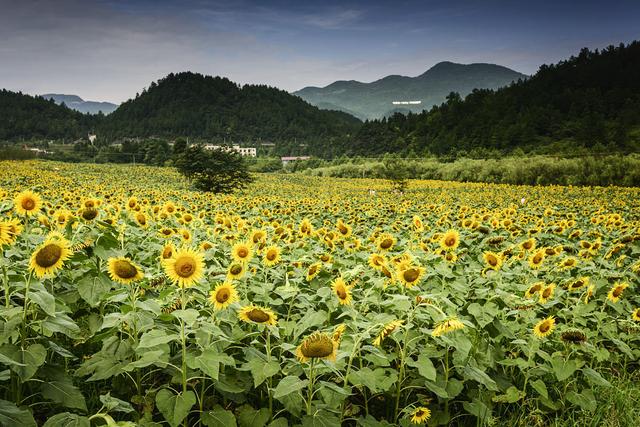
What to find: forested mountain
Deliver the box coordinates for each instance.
[350,42,640,156]
[294,62,527,119]
[98,72,361,154]
[0,90,95,141]
[42,94,118,115]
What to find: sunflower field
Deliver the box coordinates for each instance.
[0,160,639,427]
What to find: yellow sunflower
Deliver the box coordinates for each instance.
[238,305,277,326]
[306,262,322,281]
[368,253,387,271]
[397,264,426,288]
[107,257,144,284]
[295,332,338,363]
[227,262,246,280]
[410,407,431,425]
[332,324,346,344]
[14,190,42,216]
[607,282,628,303]
[373,320,403,346]
[232,242,253,263]
[432,317,464,337]
[331,277,352,305]
[528,250,546,269]
[262,245,281,267]
[208,282,239,310]
[568,277,589,291]
[483,251,503,270]
[376,233,396,251]
[163,247,205,288]
[439,229,460,252]
[29,236,72,278]
[632,308,640,322]
[160,243,175,261]
[533,316,555,338]
[524,282,543,299]
[539,284,556,304]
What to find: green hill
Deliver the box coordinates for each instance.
[294,62,527,120]
[98,72,361,154]
[349,42,640,156]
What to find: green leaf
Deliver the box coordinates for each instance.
[492,386,524,403]
[551,356,582,382]
[42,413,91,427]
[137,329,179,350]
[582,367,612,387]
[191,348,235,381]
[350,367,397,393]
[0,399,36,427]
[531,379,548,399]
[463,398,491,422]
[237,405,270,427]
[29,290,56,316]
[42,314,81,339]
[202,405,237,427]
[77,275,112,307]
[41,379,87,411]
[463,366,499,391]
[467,302,498,328]
[242,358,280,388]
[273,375,308,399]
[155,389,196,427]
[566,389,597,412]
[268,418,288,427]
[301,412,341,427]
[100,393,135,413]
[4,343,46,381]
[406,355,436,381]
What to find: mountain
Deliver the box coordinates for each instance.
[98,72,361,155]
[0,90,94,141]
[42,94,118,115]
[349,42,640,156]
[294,62,527,120]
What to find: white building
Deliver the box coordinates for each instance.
[202,144,257,157]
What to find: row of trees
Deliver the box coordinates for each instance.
[349,42,640,156]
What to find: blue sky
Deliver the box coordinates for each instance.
[1,0,638,103]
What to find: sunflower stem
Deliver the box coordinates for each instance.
[265,329,273,418]
[180,285,188,427]
[306,358,316,416]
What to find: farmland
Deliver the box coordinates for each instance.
[0,160,639,426]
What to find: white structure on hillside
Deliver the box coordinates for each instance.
[392,100,422,105]
[88,133,97,144]
[201,144,257,157]
[281,156,310,166]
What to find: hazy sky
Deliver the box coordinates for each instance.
[1,0,638,103]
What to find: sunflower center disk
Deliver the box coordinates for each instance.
[302,339,334,358]
[247,309,270,323]
[114,260,138,279]
[175,258,195,277]
[35,244,62,268]
[403,269,419,282]
[22,199,35,210]
[216,289,230,303]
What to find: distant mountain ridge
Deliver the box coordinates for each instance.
[294,62,527,119]
[42,93,118,115]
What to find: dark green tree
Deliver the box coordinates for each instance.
[174,145,253,193]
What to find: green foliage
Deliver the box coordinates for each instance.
[174,145,254,193]
[351,42,640,156]
[301,154,640,187]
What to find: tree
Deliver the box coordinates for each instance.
[174,145,253,193]
[382,154,409,192]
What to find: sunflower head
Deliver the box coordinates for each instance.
[331,277,352,305]
[560,328,587,344]
[373,320,404,346]
[440,229,460,252]
[227,262,246,280]
[29,236,72,278]
[533,316,555,338]
[14,190,42,216]
[108,257,144,284]
[232,242,253,263]
[397,264,426,288]
[432,317,465,337]
[295,332,338,363]
[208,282,239,310]
[163,247,205,288]
[238,305,277,326]
[262,245,281,267]
[607,282,629,303]
[410,407,431,425]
